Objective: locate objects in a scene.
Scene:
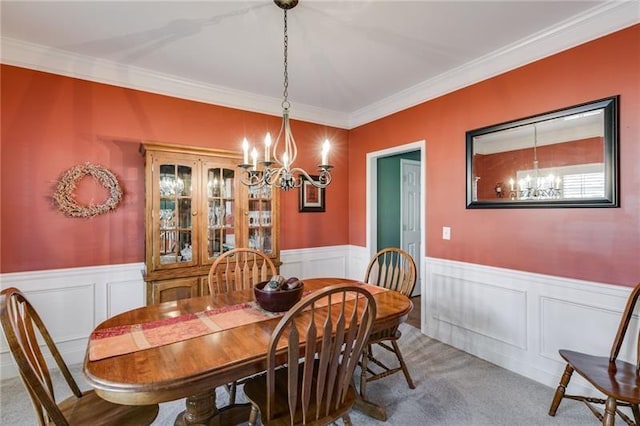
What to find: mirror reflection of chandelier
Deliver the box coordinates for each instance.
[508,125,562,200]
[238,0,333,191]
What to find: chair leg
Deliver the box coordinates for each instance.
[548,364,574,416]
[248,404,258,426]
[391,340,415,389]
[342,413,352,425]
[603,396,617,426]
[228,382,237,405]
[632,404,640,424]
[360,344,371,400]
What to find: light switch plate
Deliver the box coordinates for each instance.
[442,226,451,240]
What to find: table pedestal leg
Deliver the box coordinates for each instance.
[175,390,217,426]
[174,388,253,426]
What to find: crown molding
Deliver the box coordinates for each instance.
[0,37,350,129]
[348,1,639,128]
[1,1,637,130]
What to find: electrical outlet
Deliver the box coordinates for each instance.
[442,226,451,240]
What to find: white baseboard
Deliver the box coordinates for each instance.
[423,257,634,397]
[1,251,630,399]
[0,263,146,380]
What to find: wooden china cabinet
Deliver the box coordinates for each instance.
[140,141,280,304]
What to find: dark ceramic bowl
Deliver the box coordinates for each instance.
[254,280,304,312]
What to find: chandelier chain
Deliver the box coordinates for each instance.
[238,1,332,191]
[282,10,290,110]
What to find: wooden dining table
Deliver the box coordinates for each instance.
[83,277,413,425]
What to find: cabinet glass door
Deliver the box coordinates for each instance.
[247,185,273,254]
[205,166,236,261]
[157,162,194,266]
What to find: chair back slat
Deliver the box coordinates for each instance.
[365,248,417,297]
[208,248,277,294]
[287,325,300,422]
[265,284,376,424]
[1,287,84,426]
[301,312,317,423]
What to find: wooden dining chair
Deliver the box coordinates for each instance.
[207,247,277,294]
[359,247,417,399]
[0,287,159,426]
[548,282,640,426]
[243,284,377,425]
[208,247,277,404]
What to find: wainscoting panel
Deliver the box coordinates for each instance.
[0,263,146,380]
[347,245,371,281]
[280,245,354,281]
[423,257,634,396]
[432,274,527,349]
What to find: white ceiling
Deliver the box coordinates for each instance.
[1,1,638,129]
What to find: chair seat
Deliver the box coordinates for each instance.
[57,390,159,426]
[244,361,357,426]
[559,349,640,404]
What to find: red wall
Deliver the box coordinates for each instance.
[2,25,639,286]
[1,66,349,272]
[348,24,640,286]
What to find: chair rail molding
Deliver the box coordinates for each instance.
[423,256,634,397]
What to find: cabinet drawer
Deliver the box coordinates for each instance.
[148,277,200,304]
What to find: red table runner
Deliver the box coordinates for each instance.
[89,283,386,361]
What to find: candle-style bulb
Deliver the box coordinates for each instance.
[264,133,272,162]
[242,138,249,164]
[321,139,330,165]
[251,147,258,170]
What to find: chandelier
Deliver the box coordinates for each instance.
[238,0,333,191]
[508,124,562,200]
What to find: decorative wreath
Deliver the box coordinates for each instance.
[53,163,123,218]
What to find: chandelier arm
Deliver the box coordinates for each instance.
[284,113,298,166]
[272,116,287,167]
[238,168,267,188]
[263,167,284,186]
[289,167,332,189]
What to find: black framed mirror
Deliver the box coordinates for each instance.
[466,96,619,208]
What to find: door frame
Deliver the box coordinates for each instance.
[366,140,426,270]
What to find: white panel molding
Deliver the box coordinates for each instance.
[280,245,355,281]
[431,274,528,350]
[0,263,146,380]
[538,296,632,362]
[346,245,370,281]
[423,256,634,397]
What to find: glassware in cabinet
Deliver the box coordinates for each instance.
[205,166,237,261]
[157,163,194,266]
[247,187,273,254]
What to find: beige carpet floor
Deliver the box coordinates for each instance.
[1,323,604,425]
